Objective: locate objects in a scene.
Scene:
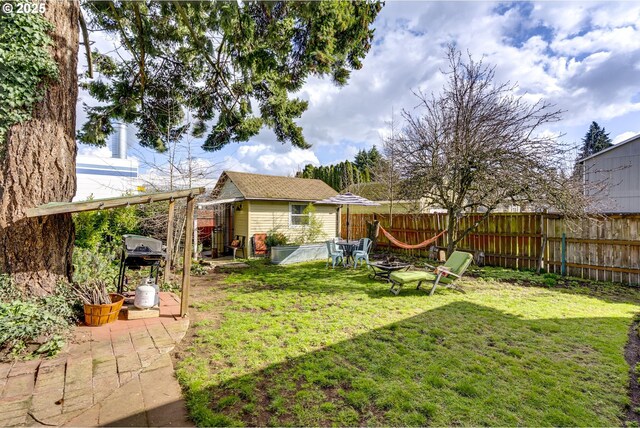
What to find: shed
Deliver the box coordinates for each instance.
[200,171,339,256]
[578,133,640,213]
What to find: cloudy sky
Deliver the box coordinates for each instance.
[78,1,640,182]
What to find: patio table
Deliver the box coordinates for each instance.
[368,261,412,282]
[336,240,359,265]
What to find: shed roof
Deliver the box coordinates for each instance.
[211,171,337,202]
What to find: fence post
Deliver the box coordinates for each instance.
[561,232,566,276]
[536,235,546,275]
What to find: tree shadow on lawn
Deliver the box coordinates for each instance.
[184,301,633,427]
[217,261,640,307]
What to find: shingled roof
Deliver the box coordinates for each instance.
[212,171,338,202]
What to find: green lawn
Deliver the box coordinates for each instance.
[175,260,640,426]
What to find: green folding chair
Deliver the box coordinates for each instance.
[388,251,474,296]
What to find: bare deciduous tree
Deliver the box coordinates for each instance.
[133,102,221,269]
[394,47,589,254]
[372,109,404,221]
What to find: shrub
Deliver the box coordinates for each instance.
[191,263,208,276]
[542,272,559,287]
[160,281,181,294]
[72,247,119,290]
[74,203,139,251]
[0,274,23,302]
[266,228,288,247]
[40,282,83,323]
[0,276,80,359]
[0,301,66,357]
[73,201,143,292]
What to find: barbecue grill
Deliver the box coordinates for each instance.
[116,234,166,294]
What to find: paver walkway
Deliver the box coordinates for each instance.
[0,292,192,427]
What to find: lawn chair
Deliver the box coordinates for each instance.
[225,235,246,260]
[388,251,473,296]
[353,237,372,268]
[251,233,268,257]
[326,240,344,269]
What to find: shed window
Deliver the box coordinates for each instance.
[290,204,309,227]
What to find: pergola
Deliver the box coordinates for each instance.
[26,187,205,317]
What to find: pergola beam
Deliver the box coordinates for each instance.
[25,188,205,217]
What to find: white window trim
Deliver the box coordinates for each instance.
[289,202,309,228]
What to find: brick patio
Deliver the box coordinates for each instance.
[0,292,192,427]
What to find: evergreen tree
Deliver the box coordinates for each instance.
[296,145,382,191]
[577,122,613,159]
[354,149,369,171]
[367,146,381,174]
[79,2,383,152]
[300,164,315,179]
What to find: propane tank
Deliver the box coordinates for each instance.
[134,278,156,309]
[152,280,160,306]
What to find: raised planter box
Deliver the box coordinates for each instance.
[270,243,328,265]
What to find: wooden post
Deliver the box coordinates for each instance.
[180,195,196,317]
[561,232,567,277]
[536,212,546,275]
[164,198,175,283]
[193,213,198,262]
[536,235,547,275]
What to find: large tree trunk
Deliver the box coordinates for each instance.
[0,1,79,295]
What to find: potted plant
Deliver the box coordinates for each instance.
[73,280,124,326]
[265,228,289,253]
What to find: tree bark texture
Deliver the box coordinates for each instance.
[446,213,458,256]
[0,0,79,295]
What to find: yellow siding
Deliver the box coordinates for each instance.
[233,201,249,244]
[246,201,338,253]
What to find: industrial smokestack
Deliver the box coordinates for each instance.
[111,122,127,159]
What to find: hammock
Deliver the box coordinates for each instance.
[379,225,447,250]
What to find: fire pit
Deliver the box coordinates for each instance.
[368,260,411,281]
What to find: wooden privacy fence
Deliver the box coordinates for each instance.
[341,212,640,285]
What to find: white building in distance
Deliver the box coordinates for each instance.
[74,123,140,201]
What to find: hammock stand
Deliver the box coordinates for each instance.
[379,225,447,250]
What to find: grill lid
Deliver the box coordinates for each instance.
[123,234,165,255]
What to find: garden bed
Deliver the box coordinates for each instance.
[270,243,327,265]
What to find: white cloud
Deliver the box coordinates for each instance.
[613,131,640,145]
[220,156,257,174]
[222,144,320,176]
[589,2,640,29]
[77,145,112,157]
[551,27,640,56]
[530,2,590,38]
